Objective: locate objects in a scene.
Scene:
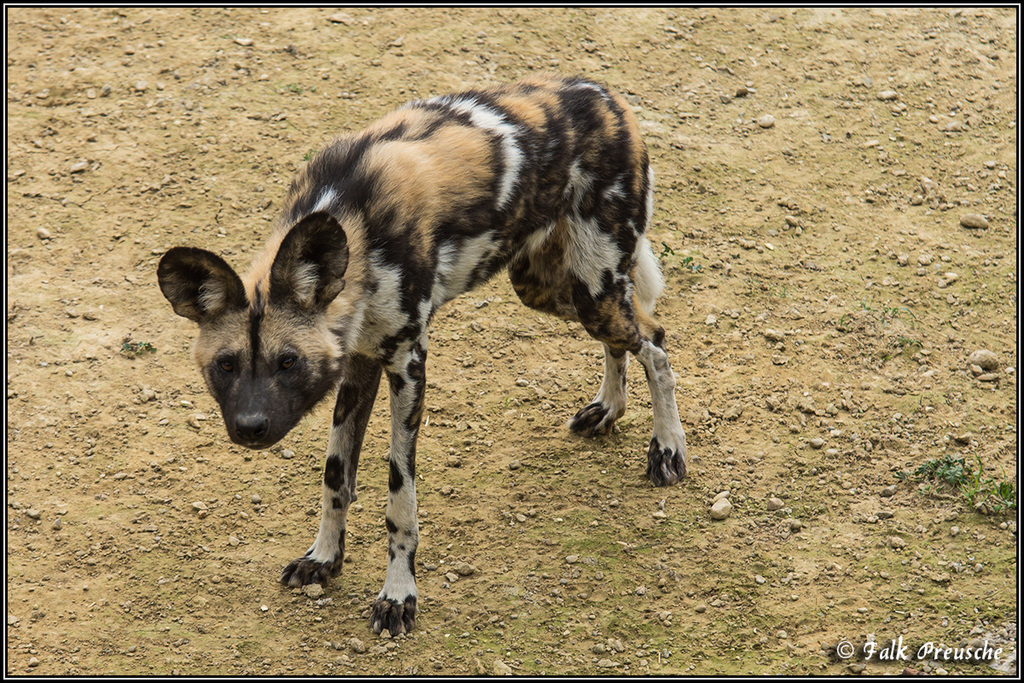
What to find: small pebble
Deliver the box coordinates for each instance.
[28,657,40,668]
[252,494,262,504]
[888,536,906,549]
[767,497,785,511]
[350,637,366,653]
[36,227,51,240]
[877,89,899,101]
[493,659,513,675]
[789,519,803,532]
[281,449,295,460]
[757,114,775,128]
[25,509,41,520]
[880,485,897,498]
[967,350,999,372]
[302,583,324,599]
[235,38,254,46]
[959,213,989,230]
[712,490,730,503]
[710,498,733,520]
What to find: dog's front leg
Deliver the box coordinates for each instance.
[370,338,427,635]
[281,354,382,587]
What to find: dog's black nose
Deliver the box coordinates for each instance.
[236,413,270,442]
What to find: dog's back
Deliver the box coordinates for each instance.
[246,75,655,357]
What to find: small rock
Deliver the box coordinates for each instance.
[252,494,262,504]
[328,12,355,24]
[880,485,897,498]
[944,120,964,132]
[191,501,208,512]
[712,490,730,503]
[767,497,785,511]
[722,404,742,421]
[508,460,521,471]
[877,89,899,101]
[281,449,295,460]
[52,518,62,531]
[757,114,775,128]
[755,574,766,585]
[596,659,618,668]
[763,328,785,342]
[69,160,90,174]
[967,349,999,372]
[888,536,906,549]
[710,498,733,520]
[444,572,459,583]
[735,86,750,97]
[25,509,41,520]
[566,554,579,564]
[36,227,51,240]
[235,38,254,46]
[705,314,717,326]
[302,583,324,599]
[789,519,803,532]
[493,659,513,675]
[455,562,475,577]
[695,603,707,613]
[960,213,989,230]
[28,657,40,668]
[808,437,825,450]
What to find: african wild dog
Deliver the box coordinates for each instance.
[157,74,687,635]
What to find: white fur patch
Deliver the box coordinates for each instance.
[431,233,499,306]
[311,188,337,214]
[445,97,524,209]
[565,216,619,299]
[632,236,664,315]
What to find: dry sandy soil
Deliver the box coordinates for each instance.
[6,7,1018,676]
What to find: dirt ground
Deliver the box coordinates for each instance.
[6,7,1018,676]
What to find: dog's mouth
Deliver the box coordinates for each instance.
[227,426,288,451]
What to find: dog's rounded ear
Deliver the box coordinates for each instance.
[269,212,349,311]
[158,247,247,323]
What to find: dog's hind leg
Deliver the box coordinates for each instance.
[568,343,629,436]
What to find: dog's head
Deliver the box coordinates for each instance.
[157,212,350,449]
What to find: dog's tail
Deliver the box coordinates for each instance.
[633,235,665,316]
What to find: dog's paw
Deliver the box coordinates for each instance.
[646,434,687,486]
[280,555,341,588]
[568,401,621,437]
[370,595,417,635]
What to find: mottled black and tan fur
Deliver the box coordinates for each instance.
[157,74,687,635]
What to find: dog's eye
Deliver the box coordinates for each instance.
[217,358,235,373]
[279,356,297,371]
